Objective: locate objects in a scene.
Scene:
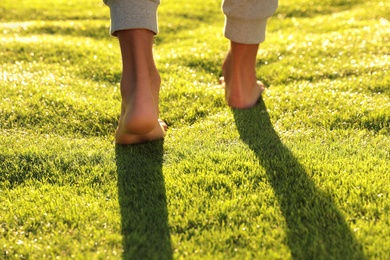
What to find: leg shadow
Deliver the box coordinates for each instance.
[233,98,364,259]
[115,141,172,260]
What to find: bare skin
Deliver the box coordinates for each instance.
[114,30,264,144]
[115,29,167,144]
[221,41,265,109]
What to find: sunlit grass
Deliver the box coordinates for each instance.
[1,0,389,259]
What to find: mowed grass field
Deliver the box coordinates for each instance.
[1,0,390,259]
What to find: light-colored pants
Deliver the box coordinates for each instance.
[104,0,278,44]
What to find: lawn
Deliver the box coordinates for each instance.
[1,0,389,259]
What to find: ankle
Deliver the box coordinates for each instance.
[120,66,160,102]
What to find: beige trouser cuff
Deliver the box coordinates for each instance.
[224,17,268,44]
[105,0,160,36]
[222,0,278,44]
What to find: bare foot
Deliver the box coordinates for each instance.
[221,42,265,109]
[116,118,167,144]
[115,75,168,145]
[115,71,167,145]
[219,76,265,109]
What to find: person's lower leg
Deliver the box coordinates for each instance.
[115,29,166,144]
[222,41,264,109]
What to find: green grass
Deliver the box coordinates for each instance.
[1,0,389,259]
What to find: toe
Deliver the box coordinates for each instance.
[158,119,168,132]
[219,76,225,84]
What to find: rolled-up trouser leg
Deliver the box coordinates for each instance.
[222,0,278,44]
[104,0,160,36]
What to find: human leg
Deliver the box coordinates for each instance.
[115,29,166,144]
[104,0,166,144]
[221,42,265,109]
[221,0,278,109]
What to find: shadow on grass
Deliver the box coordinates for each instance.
[233,98,364,259]
[115,141,172,259]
